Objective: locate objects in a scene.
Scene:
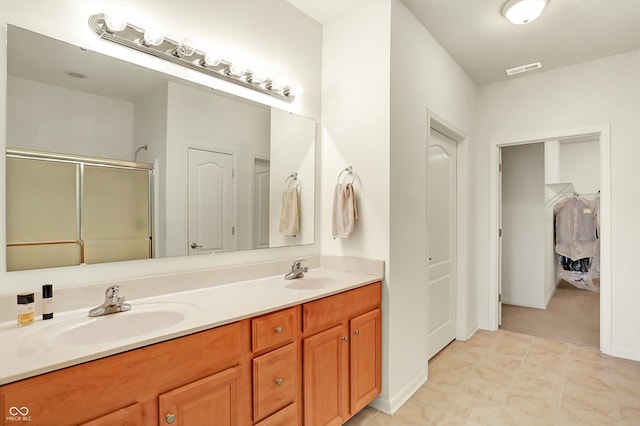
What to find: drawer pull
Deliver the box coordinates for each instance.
[275,378,284,386]
[353,329,360,336]
[275,326,283,334]
[165,413,176,424]
[342,336,349,342]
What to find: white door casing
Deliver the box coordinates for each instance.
[487,126,611,354]
[253,157,270,249]
[427,128,457,359]
[187,148,236,254]
[498,147,503,325]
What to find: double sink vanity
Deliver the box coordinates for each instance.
[0,257,383,425]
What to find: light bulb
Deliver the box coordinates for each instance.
[172,39,195,58]
[142,29,164,46]
[104,14,127,33]
[248,71,267,84]
[503,0,547,25]
[285,84,303,97]
[200,54,221,67]
[269,79,286,93]
[228,64,247,77]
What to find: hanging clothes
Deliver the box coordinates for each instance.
[554,195,599,260]
[553,194,600,291]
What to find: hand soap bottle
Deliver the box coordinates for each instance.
[17,292,35,326]
[42,284,54,320]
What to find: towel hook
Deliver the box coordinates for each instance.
[337,166,355,184]
[284,172,298,188]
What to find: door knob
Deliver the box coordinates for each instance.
[353,329,360,336]
[275,326,283,333]
[165,413,176,424]
[342,336,349,342]
[275,378,284,386]
[190,242,203,249]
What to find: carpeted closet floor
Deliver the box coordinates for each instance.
[500,280,600,347]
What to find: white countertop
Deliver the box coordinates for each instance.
[0,267,382,386]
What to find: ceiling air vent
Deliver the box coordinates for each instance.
[505,61,542,76]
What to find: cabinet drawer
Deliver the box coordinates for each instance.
[253,343,297,422]
[254,403,297,426]
[252,307,296,353]
[303,282,381,333]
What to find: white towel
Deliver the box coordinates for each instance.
[332,183,358,239]
[279,187,300,236]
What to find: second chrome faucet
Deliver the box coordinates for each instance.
[284,259,308,280]
[89,285,131,317]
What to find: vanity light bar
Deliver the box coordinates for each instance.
[88,13,296,103]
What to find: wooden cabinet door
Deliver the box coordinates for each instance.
[349,308,382,414]
[81,403,144,426]
[159,367,238,426]
[303,324,349,426]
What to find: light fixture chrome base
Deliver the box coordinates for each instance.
[88,13,295,103]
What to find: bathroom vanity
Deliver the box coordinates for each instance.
[0,264,382,426]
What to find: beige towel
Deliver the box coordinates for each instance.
[279,187,300,236]
[332,183,358,239]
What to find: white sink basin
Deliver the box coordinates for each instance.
[283,276,347,290]
[48,302,198,346]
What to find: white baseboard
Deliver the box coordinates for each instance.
[465,322,479,340]
[611,345,640,362]
[370,367,427,415]
[544,284,558,309]
[502,298,546,309]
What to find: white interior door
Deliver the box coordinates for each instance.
[498,147,503,325]
[253,158,270,249]
[427,128,457,359]
[188,148,235,254]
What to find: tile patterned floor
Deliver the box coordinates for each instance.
[345,330,640,426]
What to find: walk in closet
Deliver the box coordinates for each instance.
[499,135,601,347]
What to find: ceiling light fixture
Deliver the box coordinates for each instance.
[88,13,298,102]
[502,0,548,25]
[64,70,87,79]
[505,61,542,76]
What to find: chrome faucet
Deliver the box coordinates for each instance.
[89,285,131,317]
[284,259,308,280]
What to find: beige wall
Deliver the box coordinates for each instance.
[475,50,640,359]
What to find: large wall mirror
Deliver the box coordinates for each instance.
[5,25,316,272]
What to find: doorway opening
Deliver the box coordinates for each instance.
[499,137,600,347]
[489,126,611,352]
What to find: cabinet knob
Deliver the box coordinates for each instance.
[353,329,360,336]
[275,378,284,386]
[342,336,349,342]
[275,326,283,334]
[165,413,176,424]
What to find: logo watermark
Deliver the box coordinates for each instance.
[6,406,32,422]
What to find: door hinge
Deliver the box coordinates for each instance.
[499,228,502,237]
[232,169,236,178]
[498,293,502,303]
[499,163,502,172]
[232,227,235,235]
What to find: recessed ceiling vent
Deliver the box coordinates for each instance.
[505,61,542,76]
